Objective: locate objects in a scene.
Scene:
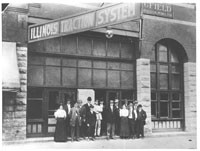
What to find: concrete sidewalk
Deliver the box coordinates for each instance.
[2,132,197,149]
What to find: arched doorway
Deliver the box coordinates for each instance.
[150,39,187,132]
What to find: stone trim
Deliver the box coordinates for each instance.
[136,58,152,134]
[184,62,196,133]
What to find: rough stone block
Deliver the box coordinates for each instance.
[19,67,27,74]
[14,111,26,118]
[16,97,26,105]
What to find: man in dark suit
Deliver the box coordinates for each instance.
[128,102,136,139]
[136,104,147,138]
[106,100,117,140]
[82,97,92,138]
[114,99,120,136]
[86,105,96,141]
[63,100,71,138]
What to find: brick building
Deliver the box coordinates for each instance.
[2,3,196,141]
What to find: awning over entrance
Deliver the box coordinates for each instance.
[2,42,20,92]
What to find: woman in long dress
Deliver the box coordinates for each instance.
[54,104,67,142]
[120,104,130,139]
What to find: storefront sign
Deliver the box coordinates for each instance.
[142,3,173,18]
[29,3,140,43]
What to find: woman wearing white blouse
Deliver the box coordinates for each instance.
[119,104,130,139]
[54,105,67,142]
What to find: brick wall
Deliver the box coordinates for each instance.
[136,58,152,134]
[2,45,27,141]
[184,62,196,133]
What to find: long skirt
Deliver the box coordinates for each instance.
[54,118,67,142]
[120,117,129,138]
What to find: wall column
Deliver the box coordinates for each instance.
[136,58,152,134]
[2,45,27,141]
[184,62,196,133]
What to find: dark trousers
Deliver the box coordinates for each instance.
[115,119,120,136]
[71,120,80,140]
[128,118,136,138]
[66,117,70,137]
[136,120,144,138]
[107,123,115,138]
[80,121,87,138]
[87,124,95,138]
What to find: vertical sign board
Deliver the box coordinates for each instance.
[141,3,173,18]
[77,89,95,105]
[29,3,140,43]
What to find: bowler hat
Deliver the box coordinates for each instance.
[87,97,92,101]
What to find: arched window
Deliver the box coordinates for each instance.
[150,40,184,121]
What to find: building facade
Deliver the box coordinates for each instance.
[2,3,196,141]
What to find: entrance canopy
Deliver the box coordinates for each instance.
[2,42,20,92]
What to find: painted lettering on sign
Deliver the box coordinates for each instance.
[142,3,173,18]
[30,22,59,40]
[60,13,95,33]
[29,3,140,43]
[96,3,135,26]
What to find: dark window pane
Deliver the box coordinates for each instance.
[44,38,60,53]
[108,70,120,88]
[172,74,180,89]
[28,55,44,65]
[160,74,168,89]
[172,65,180,73]
[62,67,77,86]
[150,64,156,72]
[121,90,133,100]
[150,45,156,61]
[29,41,44,52]
[78,37,92,55]
[121,63,133,71]
[121,42,133,59]
[151,73,156,89]
[172,93,180,100]
[48,91,60,116]
[107,40,120,58]
[172,102,180,109]
[46,57,61,66]
[78,60,92,68]
[160,92,168,100]
[171,50,179,63]
[78,69,92,87]
[28,65,44,86]
[27,100,42,119]
[158,44,168,62]
[151,102,157,117]
[93,69,106,88]
[93,61,106,69]
[121,71,133,88]
[151,92,156,100]
[62,58,77,67]
[160,65,168,73]
[45,67,61,86]
[61,36,77,55]
[93,38,106,57]
[160,102,168,117]
[28,88,43,98]
[172,110,181,118]
[107,62,120,70]
[63,91,76,106]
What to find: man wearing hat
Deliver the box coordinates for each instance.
[94,100,103,137]
[136,104,147,138]
[82,97,93,138]
[86,105,96,141]
[114,99,120,136]
[128,102,137,139]
[105,100,117,140]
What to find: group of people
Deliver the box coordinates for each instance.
[54,96,147,142]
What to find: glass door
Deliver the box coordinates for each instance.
[106,90,120,107]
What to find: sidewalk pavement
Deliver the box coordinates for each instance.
[2,132,197,149]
